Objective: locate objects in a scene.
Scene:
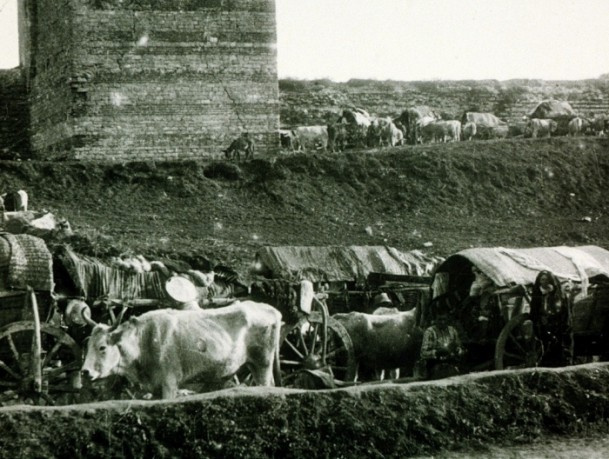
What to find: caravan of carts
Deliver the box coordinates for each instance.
[1,230,609,405]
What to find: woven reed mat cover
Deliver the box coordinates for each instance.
[0,233,53,291]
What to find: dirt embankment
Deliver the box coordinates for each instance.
[2,364,609,458]
[2,137,609,456]
[1,137,608,276]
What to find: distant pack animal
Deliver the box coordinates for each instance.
[294,125,329,152]
[397,106,441,144]
[327,122,349,152]
[367,117,403,147]
[420,120,461,143]
[337,108,372,147]
[224,134,255,161]
[333,308,422,382]
[81,302,282,399]
[462,121,477,140]
[461,112,505,136]
[279,129,298,151]
[568,117,588,137]
[477,122,509,140]
[525,118,558,138]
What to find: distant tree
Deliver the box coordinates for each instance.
[599,73,609,80]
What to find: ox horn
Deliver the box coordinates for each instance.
[109,305,129,330]
[81,306,98,327]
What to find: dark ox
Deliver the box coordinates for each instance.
[333,307,422,382]
[81,302,282,399]
[224,134,255,161]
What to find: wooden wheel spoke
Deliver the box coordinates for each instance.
[39,392,56,406]
[46,384,81,394]
[297,330,308,353]
[0,360,21,381]
[0,381,19,388]
[6,335,24,374]
[46,361,81,379]
[280,360,303,366]
[0,390,19,404]
[326,346,345,359]
[284,338,305,359]
[504,351,525,361]
[508,333,526,354]
[42,341,63,370]
[309,323,319,355]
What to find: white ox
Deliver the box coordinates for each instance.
[568,117,588,137]
[294,126,328,152]
[420,120,461,143]
[81,302,282,399]
[368,117,404,147]
[462,121,477,141]
[333,307,422,382]
[526,118,558,138]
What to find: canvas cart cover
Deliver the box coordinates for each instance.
[528,100,577,119]
[437,245,609,288]
[57,246,168,300]
[254,246,442,282]
[0,233,53,291]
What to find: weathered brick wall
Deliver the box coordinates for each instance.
[23,0,279,161]
[25,0,77,159]
[0,68,30,158]
[280,79,609,128]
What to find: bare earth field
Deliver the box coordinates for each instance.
[1,136,609,457]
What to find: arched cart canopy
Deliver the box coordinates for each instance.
[254,246,443,283]
[435,245,609,289]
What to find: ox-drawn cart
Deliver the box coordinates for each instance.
[249,245,440,387]
[428,245,609,373]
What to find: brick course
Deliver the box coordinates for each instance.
[21,0,279,161]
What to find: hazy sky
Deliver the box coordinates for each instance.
[1,0,608,81]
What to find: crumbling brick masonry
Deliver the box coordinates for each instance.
[19,0,280,161]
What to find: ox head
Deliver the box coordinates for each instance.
[81,318,138,381]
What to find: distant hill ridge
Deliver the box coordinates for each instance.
[279,78,609,127]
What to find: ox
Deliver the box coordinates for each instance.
[367,117,403,147]
[327,122,349,152]
[525,118,558,138]
[81,302,282,399]
[294,125,328,152]
[420,120,461,143]
[568,117,589,137]
[279,129,298,151]
[461,112,507,139]
[224,134,255,161]
[397,106,441,145]
[477,122,509,140]
[338,108,372,147]
[333,307,422,382]
[462,121,476,141]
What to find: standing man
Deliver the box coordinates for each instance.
[420,307,464,379]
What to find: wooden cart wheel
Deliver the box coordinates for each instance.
[280,311,356,388]
[495,313,541,370]
[0,321,82,406]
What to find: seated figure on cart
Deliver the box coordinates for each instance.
[529,270,572,366]
[420,299,465,380]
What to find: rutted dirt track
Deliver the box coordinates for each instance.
[1,136,609,457]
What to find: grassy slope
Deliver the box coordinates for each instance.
[1,136,608,277]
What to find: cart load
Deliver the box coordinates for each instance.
[429,245,609,371]
[252,245,442,314]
